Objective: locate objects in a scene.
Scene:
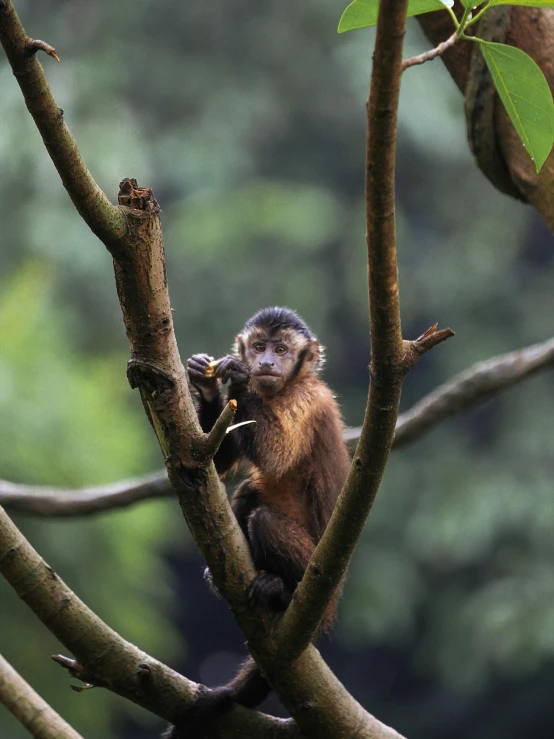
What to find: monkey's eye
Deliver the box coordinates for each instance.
[253,343,266,353]
[274,345,287,355]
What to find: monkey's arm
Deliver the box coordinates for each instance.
[187,354,242,475]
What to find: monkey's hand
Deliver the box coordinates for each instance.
[187,354,219,402]
[215,355,250,389]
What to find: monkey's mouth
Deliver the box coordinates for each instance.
[252,373,283,387]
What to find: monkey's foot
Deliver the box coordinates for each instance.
[162,687,234,738]
[248,571,292,611]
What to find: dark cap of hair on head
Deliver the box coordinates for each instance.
[243,307,314,339]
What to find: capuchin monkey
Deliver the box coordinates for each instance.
[163,307,350,737]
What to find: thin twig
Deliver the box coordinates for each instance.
[402,30,458,71]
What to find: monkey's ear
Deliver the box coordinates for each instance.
[233,334,247,361]
[307,339,324,372]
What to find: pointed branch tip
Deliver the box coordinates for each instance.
[25,38,60,63]
[202,400,239,462]
[52,654,80,672]
[413,325,455,354]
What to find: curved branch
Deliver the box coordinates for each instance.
[0,654,83,739]
[0,1,127,247]
[0,471,173,516]
[4,336,553,516]
[0,505,301,739]
[391,335,554,447]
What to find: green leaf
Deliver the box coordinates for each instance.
[479,41,554,173]
[338,0,452,33]
[489,0,554,6]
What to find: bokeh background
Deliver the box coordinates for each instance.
[1,1,553,737]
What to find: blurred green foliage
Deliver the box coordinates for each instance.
[1,0,553,737]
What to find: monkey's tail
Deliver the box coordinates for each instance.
[161,657,270,738]
[227,655,271,708]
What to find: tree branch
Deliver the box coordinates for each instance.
[0,505,302,739]
[0,654,83,739]
[391,335,554,447]
[0,1,127,246]
[402,30,458,71]
[276,0,456,659]
[0,471,173,516]
[0,495,402,739]
[4,335,553,516]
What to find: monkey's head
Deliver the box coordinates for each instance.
[234,307,323,397]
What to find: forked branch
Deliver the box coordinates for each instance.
[0,505,301,738]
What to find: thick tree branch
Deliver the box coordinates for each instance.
[0,0,127,246]
[3,336,553,516]
[0,485,402,739]
[0,654,83,739]
[0,505,302,739]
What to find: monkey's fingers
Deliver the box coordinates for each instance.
[215,356,250,385]
[188,353,213,368]
[187,355,215,380]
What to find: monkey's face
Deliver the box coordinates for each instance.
[237,328,320,397]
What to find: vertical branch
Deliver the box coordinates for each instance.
[366,0,406,366]
[278,0,452,658]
